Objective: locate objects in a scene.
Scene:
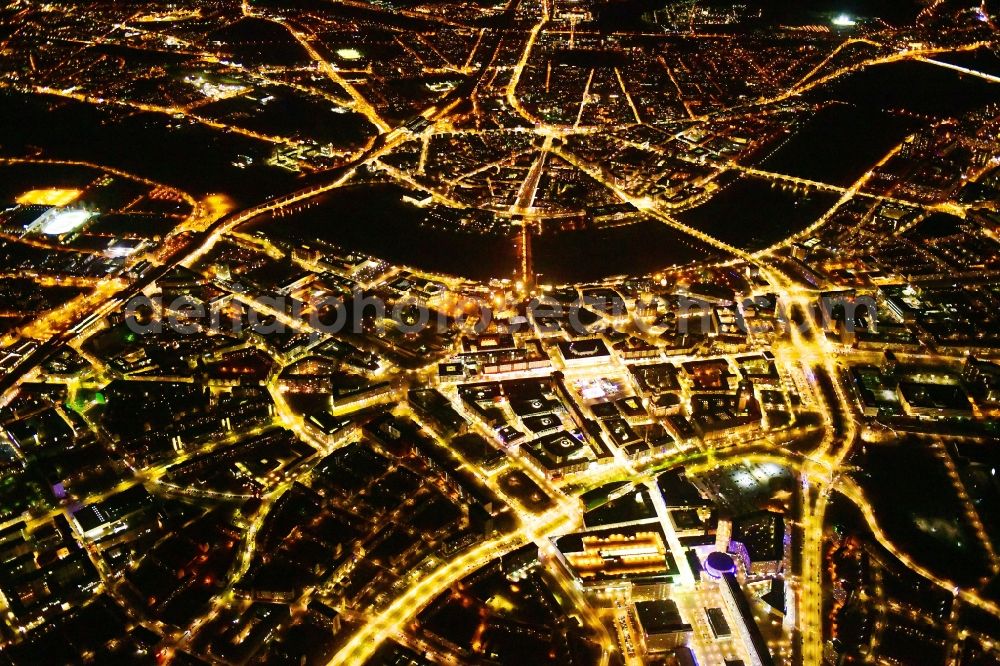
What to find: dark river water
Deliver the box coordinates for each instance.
[244,184,728,284]
[811,58,1000,118]
[757,104,920,187]
[246,184,516,281]
[677,175,840,249]
[752,57,1000,189]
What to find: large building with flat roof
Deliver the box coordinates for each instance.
[634,599,693,653]
[720,571,776,666]
[730,511,785,576]
[551,523,681,597]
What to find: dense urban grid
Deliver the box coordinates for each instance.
[0,0,999,664]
